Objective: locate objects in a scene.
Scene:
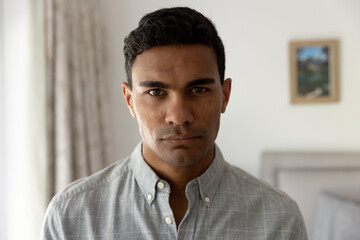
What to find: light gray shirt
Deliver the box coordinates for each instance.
[42,143,307,239]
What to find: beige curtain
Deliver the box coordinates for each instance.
[45,0,109,201]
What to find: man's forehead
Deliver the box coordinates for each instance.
[131,44,220,86]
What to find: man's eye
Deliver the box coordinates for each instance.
[148,89,165,96]
[190,87,207,94]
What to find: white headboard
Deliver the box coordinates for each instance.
[261,152,360,239]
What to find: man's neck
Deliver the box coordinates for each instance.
[144,145,215,189]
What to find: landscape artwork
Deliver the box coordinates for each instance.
[290,40,339,103]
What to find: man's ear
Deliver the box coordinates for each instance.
[221,78,232,113]
[122,82,136,118]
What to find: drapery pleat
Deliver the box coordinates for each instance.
[45,0,109,202]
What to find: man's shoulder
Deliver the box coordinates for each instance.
[224,162,301,213]
[42,156,137,239]
[218,162,307,239]
[51,156,132,204]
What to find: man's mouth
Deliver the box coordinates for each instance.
[161,134,201,145]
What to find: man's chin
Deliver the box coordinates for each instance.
[157,147,207,167]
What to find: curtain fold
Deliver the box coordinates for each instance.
[45,0,109,201]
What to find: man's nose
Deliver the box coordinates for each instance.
[165,95,194,126]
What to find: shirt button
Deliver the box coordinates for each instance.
[147,194,153,201]
[204,196,211,203]
[165,216,173,225]
[157,181,165,189]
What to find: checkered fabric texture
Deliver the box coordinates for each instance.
[42,143,307,240]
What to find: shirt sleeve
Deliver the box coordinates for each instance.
[289,209,308,240]
[40,200,64,240]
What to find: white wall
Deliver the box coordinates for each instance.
[101,0,360,176]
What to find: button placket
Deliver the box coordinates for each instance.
[156,180,172,226]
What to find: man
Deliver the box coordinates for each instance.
[42,7,307,239]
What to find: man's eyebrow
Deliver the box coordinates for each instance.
[139,81,169,89]
[138,78,215,89]
[186,78,215,88]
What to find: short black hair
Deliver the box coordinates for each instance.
[124,7,225,89]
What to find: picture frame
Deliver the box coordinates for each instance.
[289,39,339,104]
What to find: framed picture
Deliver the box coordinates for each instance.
[290,40,339,104]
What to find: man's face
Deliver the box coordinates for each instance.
[123,44,231,168]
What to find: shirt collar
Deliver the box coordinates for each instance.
[130,142,227,206]
[130,142,159,205]
[196,143,227,207]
